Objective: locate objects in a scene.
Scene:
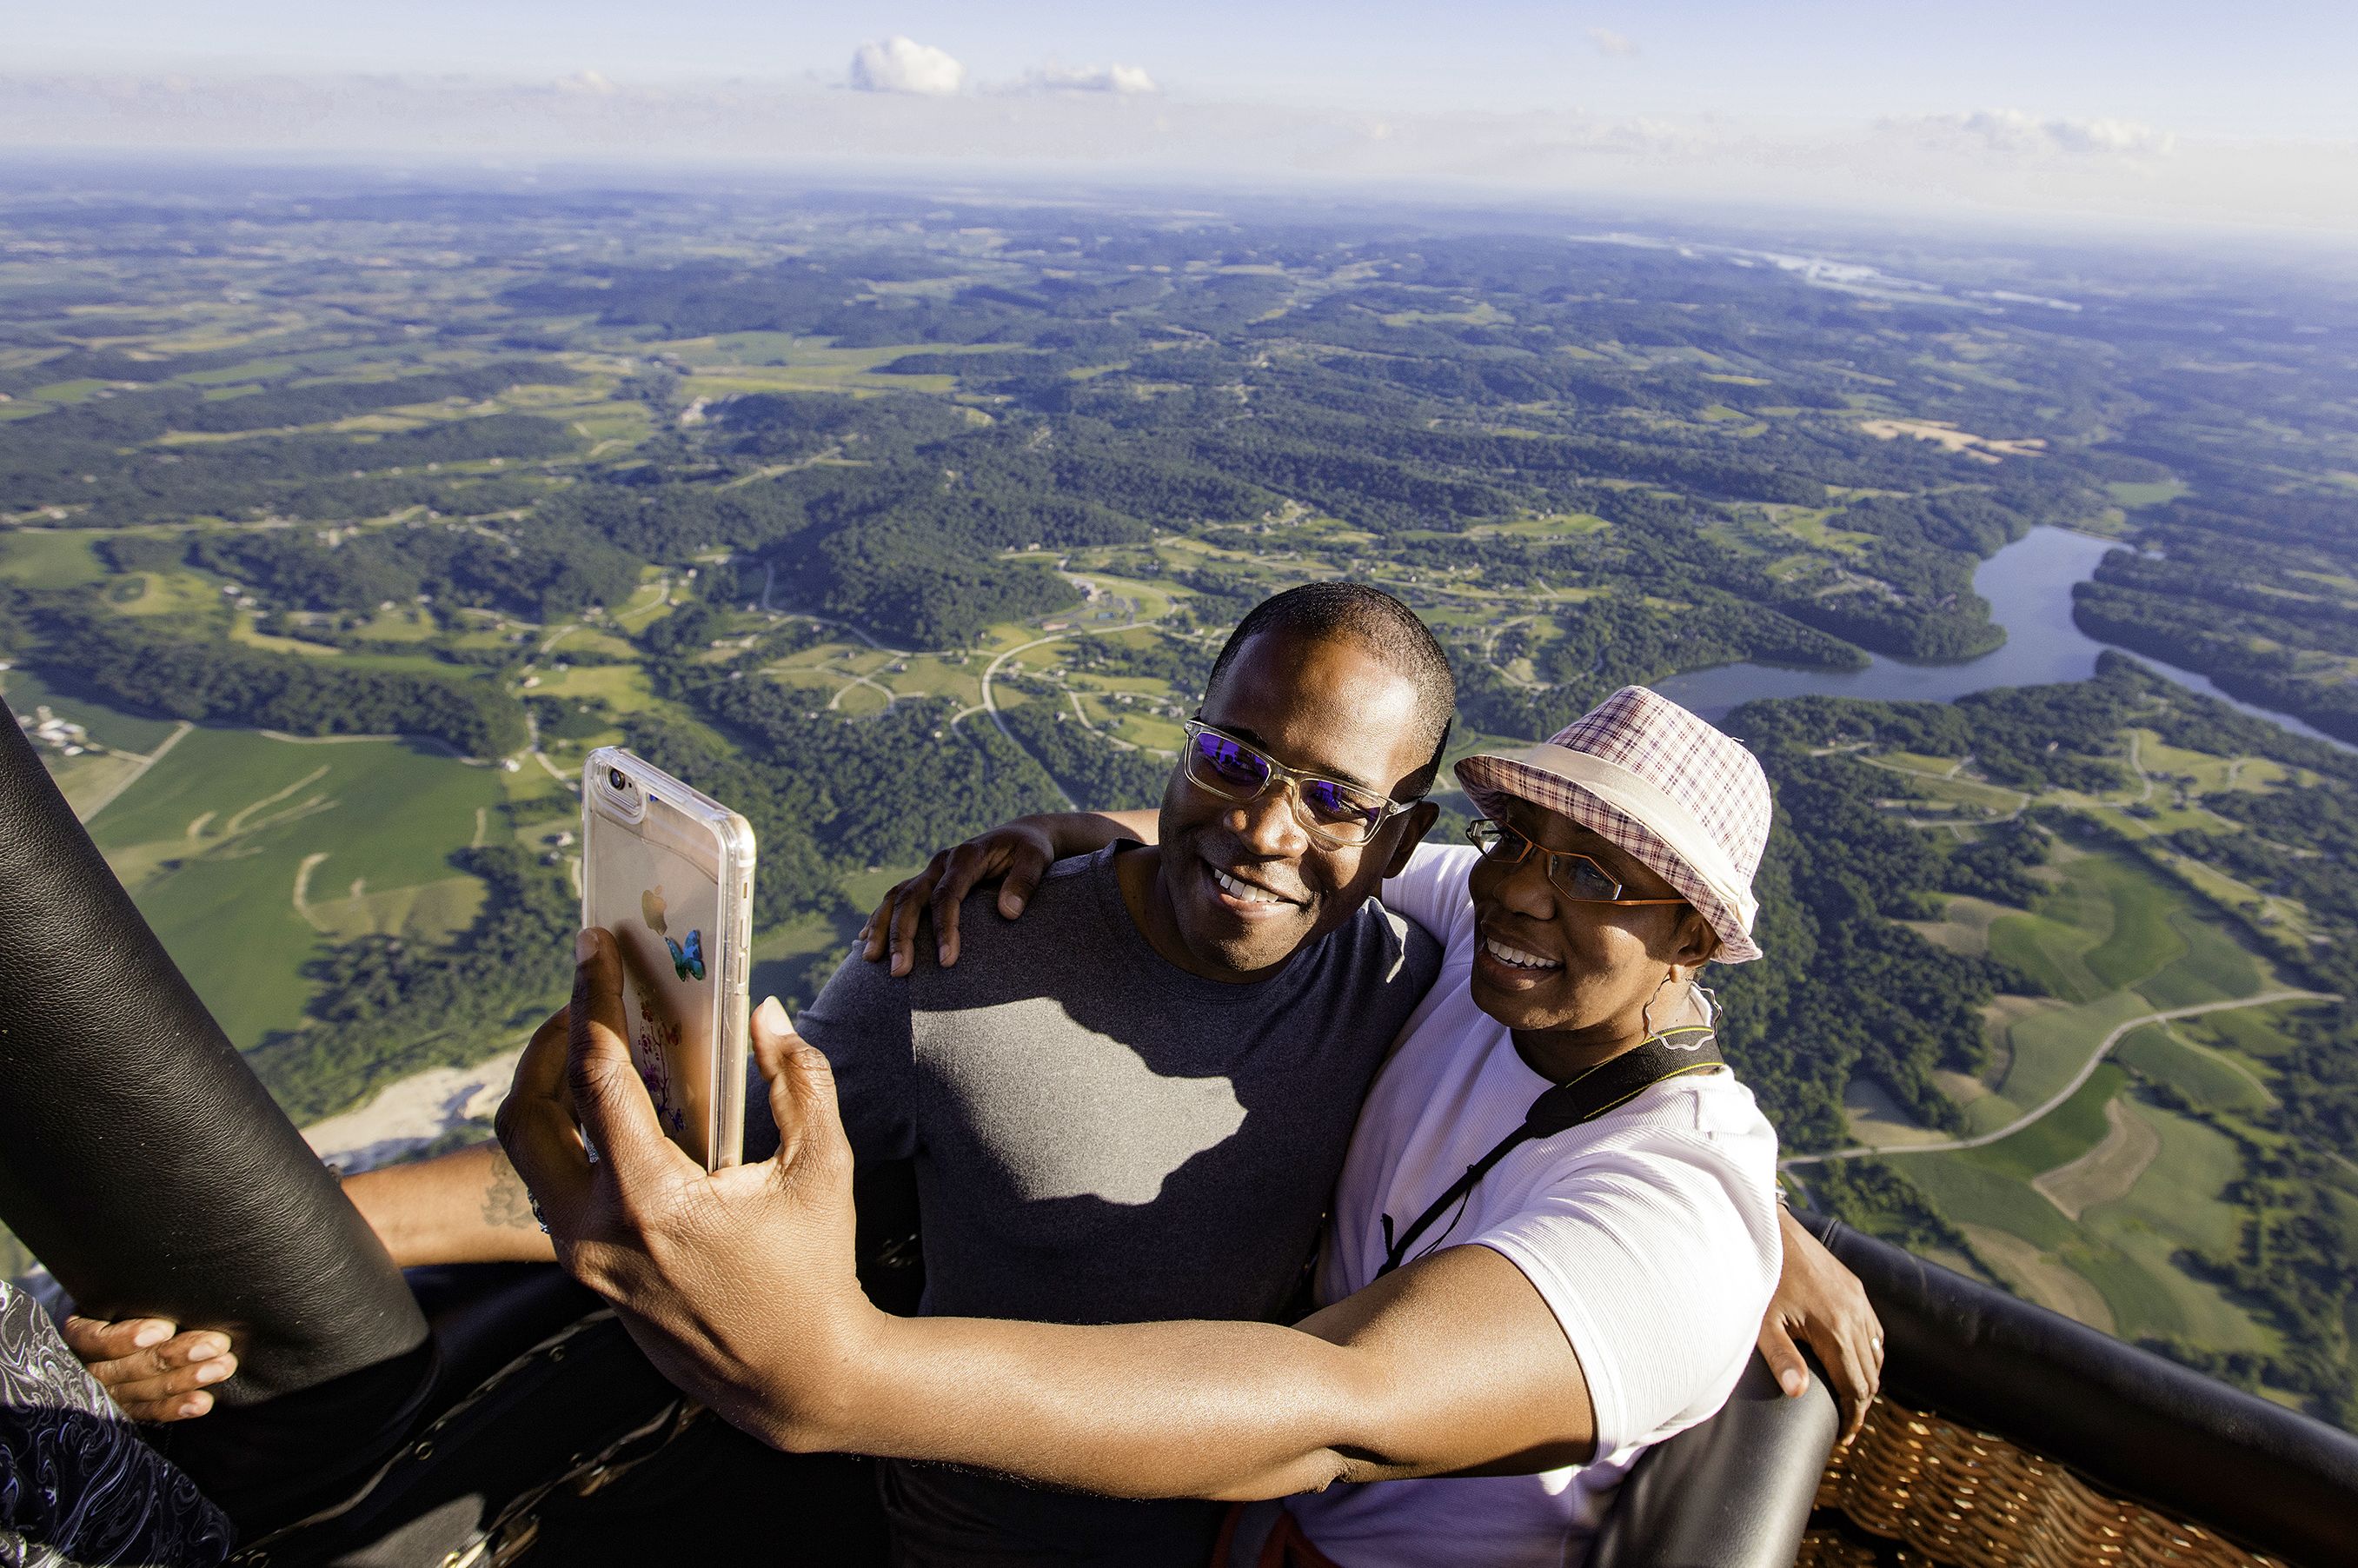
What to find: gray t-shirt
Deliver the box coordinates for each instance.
[775,844,1441,1567]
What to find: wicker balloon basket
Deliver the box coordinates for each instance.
[1793,1399,2283,1568]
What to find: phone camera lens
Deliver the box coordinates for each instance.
[608,767,630,792]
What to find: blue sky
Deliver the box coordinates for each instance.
[20,0,2357,138]
[13,3,2356,234]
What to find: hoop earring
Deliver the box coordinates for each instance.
[1641,967,1678,1041]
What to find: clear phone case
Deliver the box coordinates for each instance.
[580,747,756,1170]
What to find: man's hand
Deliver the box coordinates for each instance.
[1757,1207,1883,1445]
[859,820,1061,976]
[496,927,875,1450]
[859,808,1156,975]
[60,1316,237,1424]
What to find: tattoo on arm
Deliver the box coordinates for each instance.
[482,1151,537,1230]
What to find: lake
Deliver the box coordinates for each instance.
[1651,526,2354,753]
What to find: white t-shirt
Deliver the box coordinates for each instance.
[1285,843,1783,1568]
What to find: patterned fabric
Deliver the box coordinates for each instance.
[0,1280,232,1568]
[1454,684,1774,963]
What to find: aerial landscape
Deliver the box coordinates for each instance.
[3,159,2355,1433]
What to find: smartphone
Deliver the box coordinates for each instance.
[581,747,756,1170]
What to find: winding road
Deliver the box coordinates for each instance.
[760,559,1170,808]
[1781,987,2339,1170]
[975,622,1149,811]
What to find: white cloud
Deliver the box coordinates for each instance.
[1897,108,2175,158]
[1020,62,1158,95]
[555,70,614,96]
[1587,28,1639,59]
[2047,116,2175,156]
[848,37,964,96]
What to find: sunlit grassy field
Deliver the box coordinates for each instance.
[1856,794,2301,1359]
[63,710,503,1046]
[0,529,106,589]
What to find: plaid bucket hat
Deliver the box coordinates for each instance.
[1453,686,1773,964]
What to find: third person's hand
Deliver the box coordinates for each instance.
[62,1315,237,1424]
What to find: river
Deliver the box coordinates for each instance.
[1650,526,2354,754]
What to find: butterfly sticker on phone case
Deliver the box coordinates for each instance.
[665,928,706,982]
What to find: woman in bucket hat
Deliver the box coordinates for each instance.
[1259,684,1784,1565]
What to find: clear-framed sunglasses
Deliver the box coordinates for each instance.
[1465,818,1690,907]
[1180,719,1411,847]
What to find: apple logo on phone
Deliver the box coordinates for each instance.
[641,887,668,934]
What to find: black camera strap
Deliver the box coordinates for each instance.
[1375,1025,1724,1279]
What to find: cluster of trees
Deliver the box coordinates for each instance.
[249,846,575,1122]
[2133,1018,2358,1424]
[0,407,575,529]
[189,518,640,623]
[15,362,578,443]
[1725,659,2159,793]
[2181,786,2358,997]
[995,703,1174,813]
[616,708,836,935]
[1711,744,2009,1142]
[713,389,973,463]
[2077,593,2358,746]
[642,666,1062,933]
[559,403,1278,643]
[555,475,814,561]
[1462,587,1865,736]
[2063,487,2358,743]
[48,610,526,757]
[1060,632,1216,695]
[1939,816,2049,906]
[774,516,1079,648]
[1800,1158,1979,1259]
[1781,549,2003,661]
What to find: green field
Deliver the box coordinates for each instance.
[1851,805,2302,1360]
[2189,1001,2315,1061]
[1974,989,2153,1130]
[1903,1080,2279,1352]
[0,528,106,588]
[1989,844,2267,1006]
[2117,1022,2275,1114]
[2108,479,2191,510]
[1955,835,2280,1137]
[78,718,501,1046]
[1964,1063,2129,1180]
[1904,1150,2080,1250]
[749,908,865,1013]
[1989,849,2187,1004]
